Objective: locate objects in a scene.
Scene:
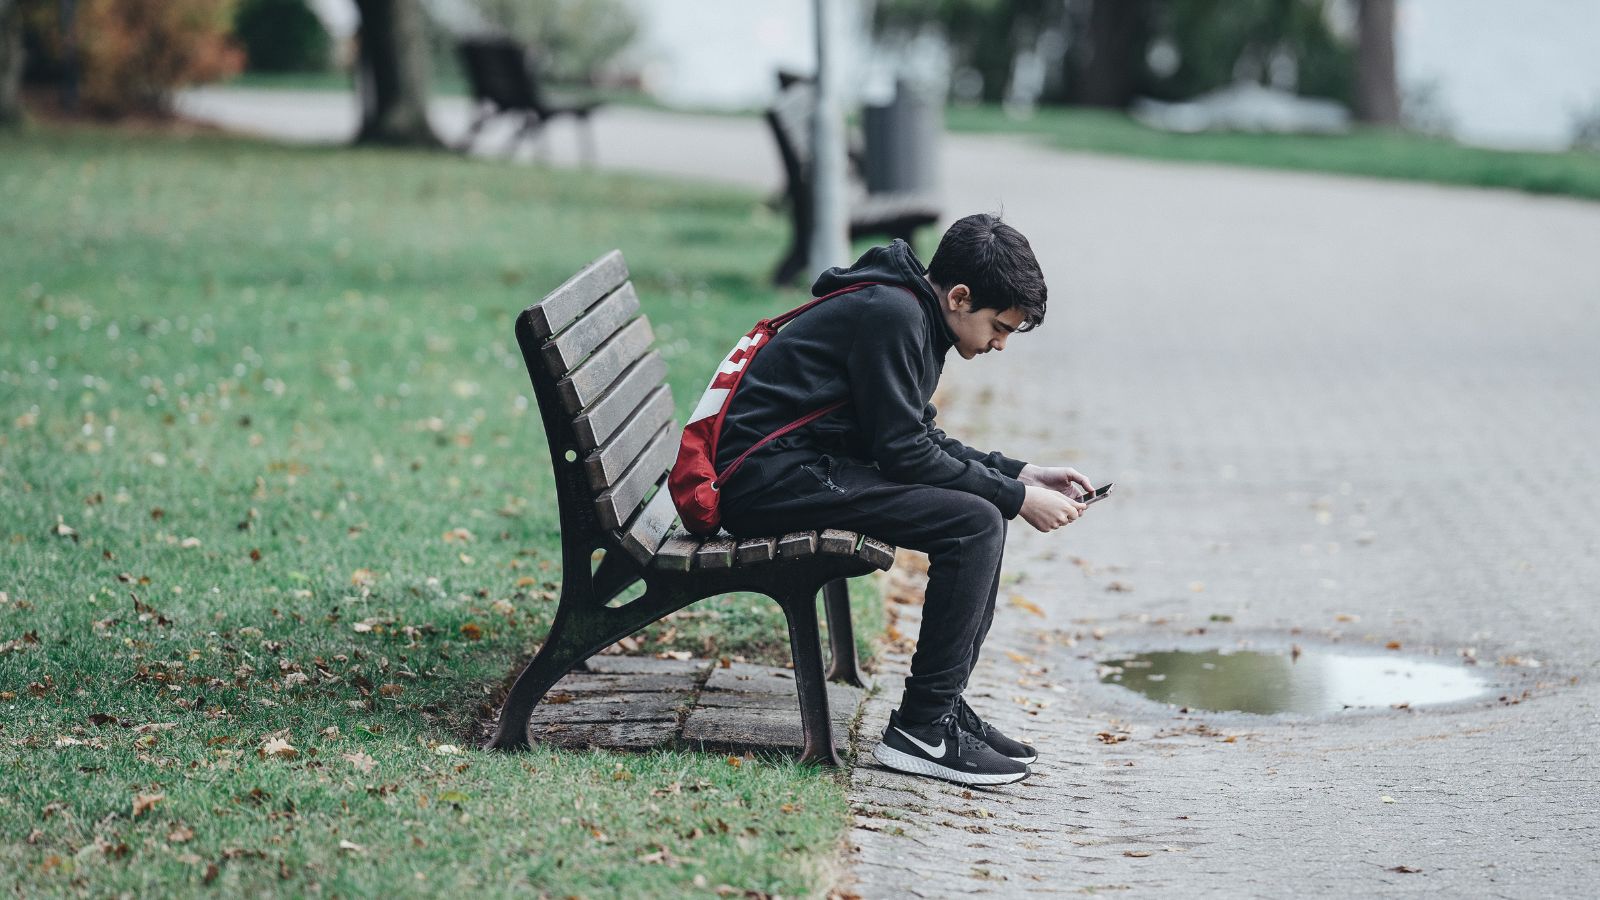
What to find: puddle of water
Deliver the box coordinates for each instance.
[1100,649,1490,715]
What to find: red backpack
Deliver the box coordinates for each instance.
[668,282,886,536]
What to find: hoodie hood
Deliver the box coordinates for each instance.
[811,240,956,355]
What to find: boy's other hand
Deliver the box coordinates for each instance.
[1018,464,1094,500]
[1020,485,1086,533]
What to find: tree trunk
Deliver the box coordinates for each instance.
[1075,0,1148,109]
[1354,0,1400,125]
[0,0,23,128]
[353,0,441,147]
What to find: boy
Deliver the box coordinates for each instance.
[717,214,1092,785]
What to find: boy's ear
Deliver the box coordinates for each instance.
[947,284,971,310]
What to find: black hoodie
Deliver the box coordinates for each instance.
[714,240,1029,519]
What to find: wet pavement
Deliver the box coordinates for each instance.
[179,89,1600,896]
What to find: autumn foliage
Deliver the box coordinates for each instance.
[64,0,243,117]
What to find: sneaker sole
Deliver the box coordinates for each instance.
[872,742,1029,786]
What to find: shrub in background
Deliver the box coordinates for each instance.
[29,0,243,117]
[234,0,329,72]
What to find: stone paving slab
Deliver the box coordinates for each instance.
[519,657,870,758]
[528,691,689,725]
[581,655,714,677]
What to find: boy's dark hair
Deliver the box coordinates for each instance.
[926,213,1047,330]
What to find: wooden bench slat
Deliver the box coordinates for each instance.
[592,425,676,531]
[818,528,859,556]
[735,536,777,565]
[776,530,818,559]
[694,536,737,570]
[573,357,670,451]
[541,282,640,377]
[652,531,701,572]
[583,388,676,490]
[618,480,677,566]
[527,250,628,341]
[556,317,654,414]
[857,536,895,571]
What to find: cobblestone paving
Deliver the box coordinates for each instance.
[844,149,1600,897]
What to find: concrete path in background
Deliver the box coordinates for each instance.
[181,89,1600,896]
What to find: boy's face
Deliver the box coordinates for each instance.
[942,285,1027,360]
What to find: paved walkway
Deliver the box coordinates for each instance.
[182,90,1600,896]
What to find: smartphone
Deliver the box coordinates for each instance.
[1077,483,1114,506]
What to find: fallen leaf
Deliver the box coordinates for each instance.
[1388,865,1422,874]
[459,623,483,641]
[338,840,365,854]
[1385,641,1402,650]
[1381,796,1396,804]
[132,793,164,818]
[726,755,742,768]
[1105,581,1133,592]
[1008,594,1046,617]
[442,528,474,543]
[1123,850,1153,858]
[434,744,463,756]
[259,738,298,760]
[343,751,377,774]
[351,569,377,588]
[167,825,194,843]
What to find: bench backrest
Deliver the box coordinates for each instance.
[517,251,680,565]
[459,37,545,113]
[767,82,816,189]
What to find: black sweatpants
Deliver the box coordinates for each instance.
[721,453,1008,723]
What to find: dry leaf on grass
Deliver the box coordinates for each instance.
[343,752,377,774]
[132,793,164,818]
[259,738,298,760]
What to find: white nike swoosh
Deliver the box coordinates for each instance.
[894,726,946,758]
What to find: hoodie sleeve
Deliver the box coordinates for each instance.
[847,295,1027,519]
[922,401,1030,478]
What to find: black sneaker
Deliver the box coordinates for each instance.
[955,695,1037,763]
[872,710,1029,786]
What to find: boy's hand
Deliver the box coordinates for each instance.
[1019,485,1086,533]
[1018,464,1094,500]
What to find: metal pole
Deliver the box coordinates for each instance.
[807,0,849,278]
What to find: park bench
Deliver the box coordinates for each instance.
[456,37,601,162]
[765,80,941,285]
[484,250,897,767]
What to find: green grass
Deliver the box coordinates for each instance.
[0,126,881,897]
[946,104,1600,202]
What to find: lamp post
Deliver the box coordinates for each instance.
[807,0,849,278]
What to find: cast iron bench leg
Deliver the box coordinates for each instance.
[821,578,866,687]
[779,583,843,768]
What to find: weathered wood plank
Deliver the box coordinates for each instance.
[776,530,818,559]
[527,250,629,341]
[541,282,641,377]
[593,425,675,531]
[653,531,700,572]
[583,388,676,491]
[735,537,777,566]
[618,481,677,566]
[556,317,654,414]
[857,536,895,570]
[573,360,670,451]
[694,537,737,570]
[819,529,858,557]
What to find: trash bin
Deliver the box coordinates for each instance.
[862,77,941,195]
